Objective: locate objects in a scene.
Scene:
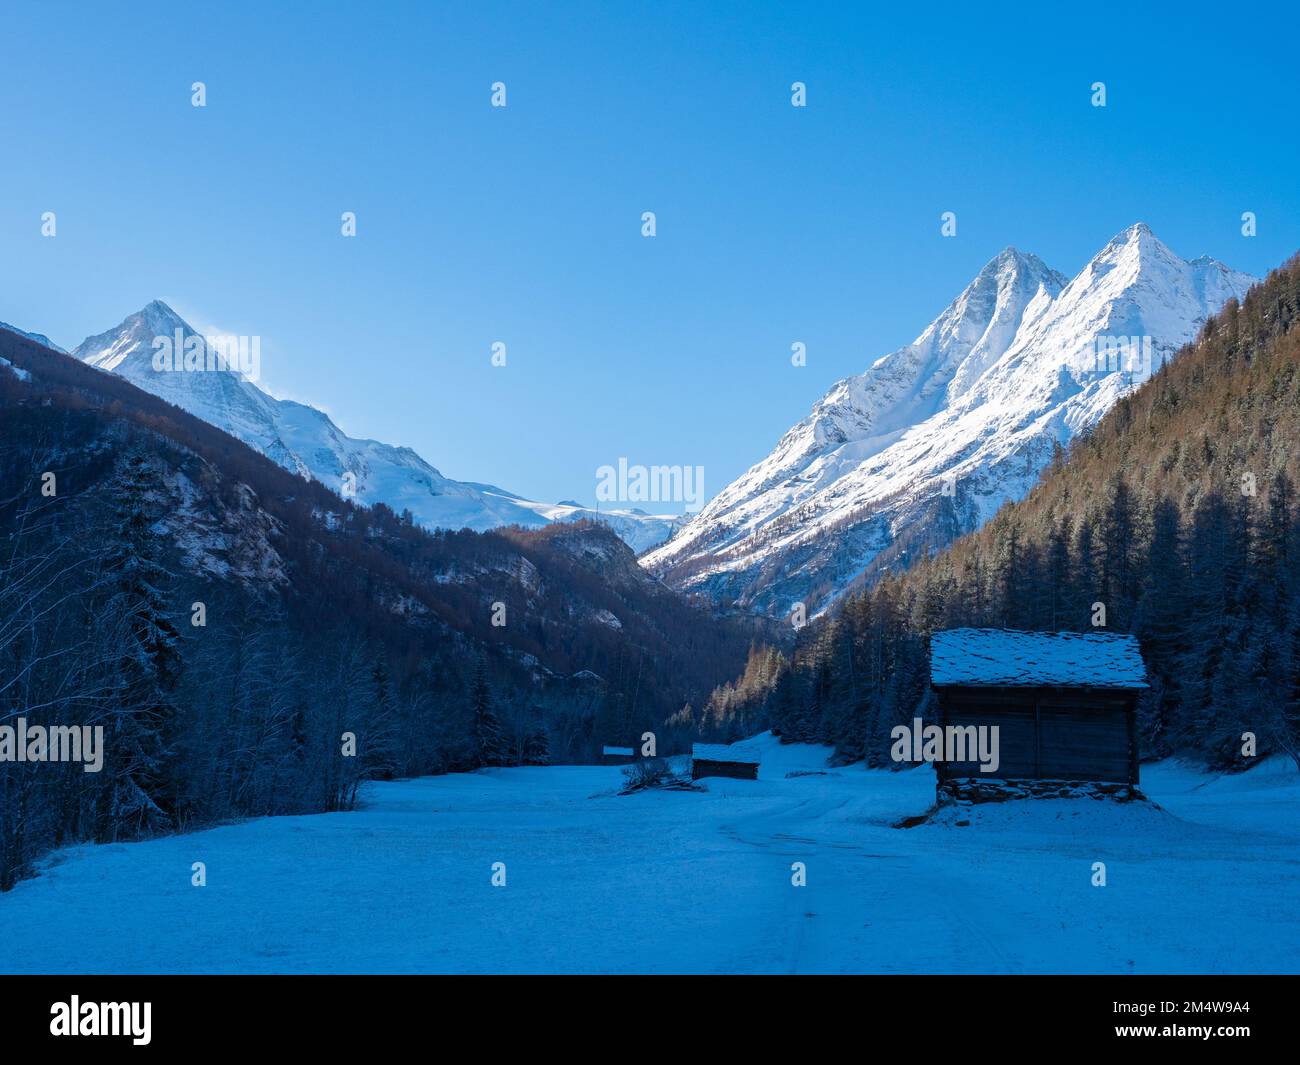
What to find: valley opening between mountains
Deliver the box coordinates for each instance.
[1,231,1298,975]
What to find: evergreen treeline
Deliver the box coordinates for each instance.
[0,331,760,889]
[705,252,1300,773]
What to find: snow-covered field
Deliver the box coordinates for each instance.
[2,734,1297,974]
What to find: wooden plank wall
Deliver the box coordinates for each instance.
[936,686,1137,784]
[692,760,759,781]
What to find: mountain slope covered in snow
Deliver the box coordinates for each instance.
[0,321,65,353]
[62,301,675,550]
[645,224,1257,616]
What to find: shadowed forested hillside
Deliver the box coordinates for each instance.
[0,328,764,888]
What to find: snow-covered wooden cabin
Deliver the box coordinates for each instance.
[691,743,761,781]
[928,629,1147,792]
[601,745,636,766]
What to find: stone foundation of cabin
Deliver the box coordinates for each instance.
[937,777,1145,805]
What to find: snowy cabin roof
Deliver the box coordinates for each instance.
[602,746,634,756]
[929,628,1148,689]
[692,743,761,765]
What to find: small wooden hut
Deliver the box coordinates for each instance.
[691,743,761,781]
[928,628,1147,796]
[601,745,636,766]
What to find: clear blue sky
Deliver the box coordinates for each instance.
[2,1,1297,511]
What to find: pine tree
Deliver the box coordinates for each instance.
[1046,514,1072,630]
[1100,477,1139,626]
[523,724,551,765]
[470,656,507,768]
[96,450,181,841]
[1134,496,1187,754]
[364,655,400,782]
[989,513,1022,627]
[1259,470,1297,623]
[1072,512,1100,630]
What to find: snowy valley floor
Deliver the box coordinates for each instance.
[2,734,1297,974]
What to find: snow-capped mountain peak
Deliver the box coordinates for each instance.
[645,225,1257,616]
[79,299,191,373]
[718,246,1067,522]
[71,302,677,550]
